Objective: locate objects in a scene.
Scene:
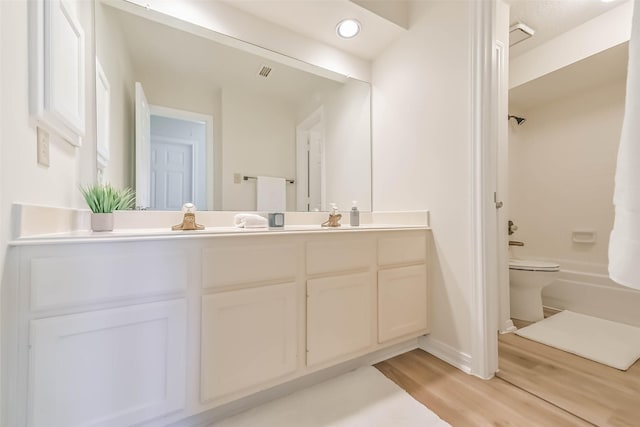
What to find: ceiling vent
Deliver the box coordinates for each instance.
[258,65,272,78]
[509,23,535,47]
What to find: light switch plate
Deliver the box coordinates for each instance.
[234,173,242,184]
[37,127,50,167]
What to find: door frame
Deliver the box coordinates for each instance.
[296,107,326,212]
[149,105,214,210]
[469,0,503,379]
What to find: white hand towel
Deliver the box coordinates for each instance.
[257,176,286,212]
[233,213,268,228]
[609,0,640,290]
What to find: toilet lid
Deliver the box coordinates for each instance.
[509,259,560,272]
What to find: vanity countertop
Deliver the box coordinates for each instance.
[10,204,431,246]
[9,223,431,246]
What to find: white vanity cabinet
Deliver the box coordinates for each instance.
[377,233,429,343]
[305,237,377,367]
[199,236,301,404]
[4,241,191,427]
[4,227,431,427]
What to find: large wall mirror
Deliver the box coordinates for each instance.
[95,0,372,212]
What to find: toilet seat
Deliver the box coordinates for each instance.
[509,259,559,272]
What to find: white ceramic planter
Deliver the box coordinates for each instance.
[91,213,114,232]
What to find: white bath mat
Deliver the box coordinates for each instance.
[211,366,450,427]
[516,310,640,370]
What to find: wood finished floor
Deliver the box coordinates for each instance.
[497,322,640,427]
[375,349,591,427]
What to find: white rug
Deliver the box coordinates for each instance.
[516,310,640,370]
[211,366,450,427]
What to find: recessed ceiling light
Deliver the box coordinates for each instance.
[336,19,361,39]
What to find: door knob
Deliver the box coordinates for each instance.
[508,220,518,236]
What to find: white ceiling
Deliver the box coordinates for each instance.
[220,1,628,61]
[105,5,343,106]
[220,0,407,61]
[506,0,627,58]
[509,41,628,112]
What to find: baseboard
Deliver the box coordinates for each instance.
[170,339,419,427]
[418,335,472,374]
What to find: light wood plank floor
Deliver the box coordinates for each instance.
[375,349,592,427]
[497,326,640,427]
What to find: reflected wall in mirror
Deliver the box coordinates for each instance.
[95,0,371,211]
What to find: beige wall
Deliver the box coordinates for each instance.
[0,2,96,411]
[323,79,372,212]
[509,79,626,268]
[0,0,96,242]
[372,0,474,356]
[221,87,297,211]
[95,2,135,189]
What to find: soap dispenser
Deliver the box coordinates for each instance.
[350,201,360,226]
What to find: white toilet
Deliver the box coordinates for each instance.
[509,259,560,322]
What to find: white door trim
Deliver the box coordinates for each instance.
[296,107,326,212]
[469,0,500,380]
[149,105,214,210]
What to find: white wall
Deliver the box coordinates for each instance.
[0,0,96,240]
[323,79,372,212]
[221,87,296,211]
[372,0,474,357]
[1,3,96,416]
[509,79,625,266]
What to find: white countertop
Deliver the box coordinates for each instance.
[10,204,431,246]
[9,223,430,246]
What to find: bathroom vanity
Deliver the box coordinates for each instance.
[3,225,431,427]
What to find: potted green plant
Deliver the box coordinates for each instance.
[80,183,135,231]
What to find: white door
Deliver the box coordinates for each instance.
[28,300,186,427]
[135,82,151,209]
[151,137,194,210]
[149,109,208,210]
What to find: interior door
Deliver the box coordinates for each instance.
[151,137,194,210]
[135,82,150,209]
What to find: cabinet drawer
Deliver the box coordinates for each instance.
[306,238,374,275]
[378,233,426,266]
[202,241,298,288]
[28,243,188,310]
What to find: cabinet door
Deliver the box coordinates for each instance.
[378,265,428,343]
[307,272,375,366]
[201,283,297,402]
[28,299,186,427]
[29,0,86,145]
